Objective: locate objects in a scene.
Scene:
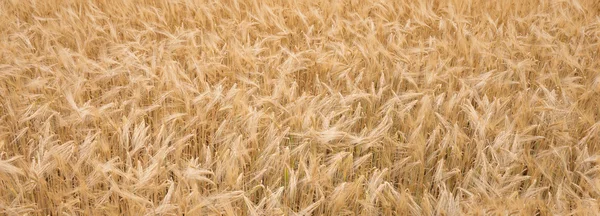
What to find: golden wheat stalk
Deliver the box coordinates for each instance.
[1,0,600,215]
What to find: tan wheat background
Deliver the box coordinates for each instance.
[1,0,600,215]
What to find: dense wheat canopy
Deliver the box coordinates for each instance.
[1,0,600,215]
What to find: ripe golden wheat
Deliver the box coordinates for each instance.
[1,0,600,215]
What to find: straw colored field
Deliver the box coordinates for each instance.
[1,0,600,215]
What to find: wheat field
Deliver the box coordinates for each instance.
[1,0,600,215]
